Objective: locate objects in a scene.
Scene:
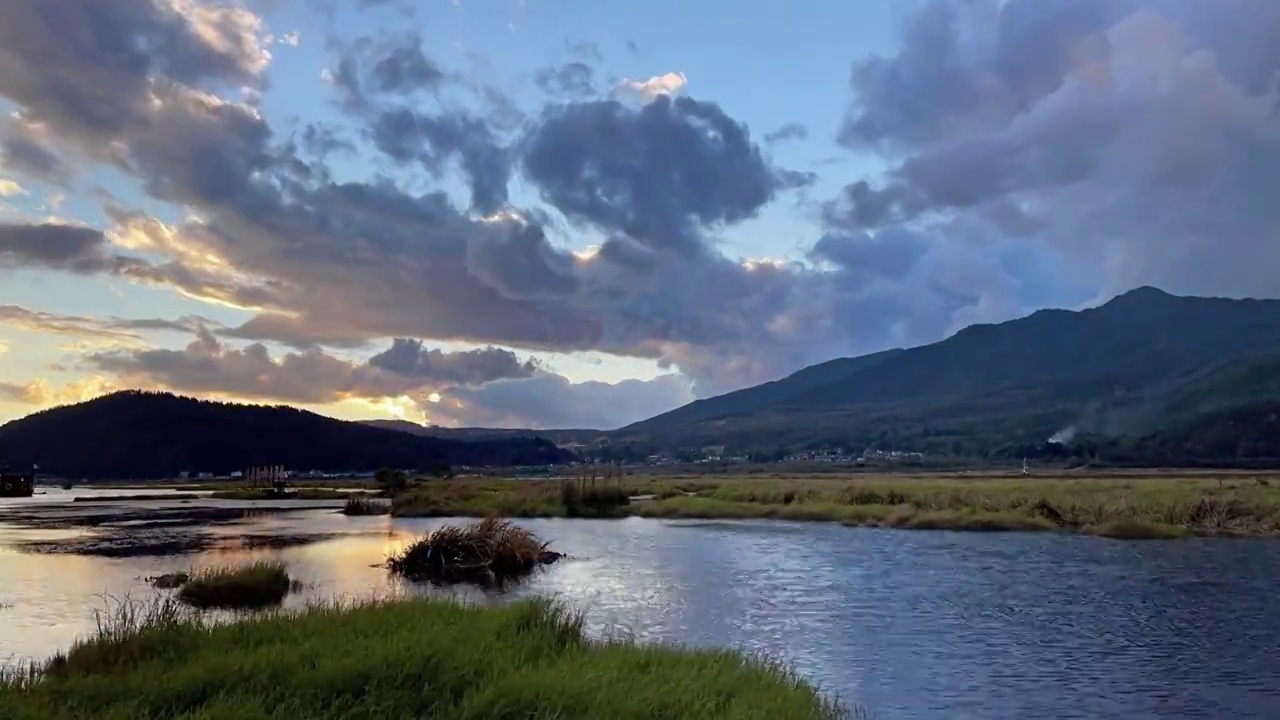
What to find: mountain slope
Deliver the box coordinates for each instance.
[362,420,600,446]
[618,288,1280,452]
[0,391,573,479]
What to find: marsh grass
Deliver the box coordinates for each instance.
[389,472,1280,538]
[560,475,630,517]
[209,487,351,500]
[341,496,390,515]
[176,561,296,610]
[387,518,559,587]
[0,596,856,720]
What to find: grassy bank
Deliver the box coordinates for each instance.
[389,473,1280,538]
[0,597,851,720]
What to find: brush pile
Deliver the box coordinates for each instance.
[387,518,562,587]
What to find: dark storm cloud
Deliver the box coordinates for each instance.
[522,94,811,256]
[0,223,120,274]
[534,62,597,97]
[0,0,268,143]
[369,109,512,213]
[367,339,537,384]
[0,126,73,185]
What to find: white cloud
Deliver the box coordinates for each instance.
[612,71,688,103]
[0,179,25,197]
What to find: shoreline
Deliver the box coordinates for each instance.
[0,595,853,720]
[385,473,1280,540]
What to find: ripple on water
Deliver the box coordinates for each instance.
[2,510,1279,720]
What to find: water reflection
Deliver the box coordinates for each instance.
[2,504,1279,720]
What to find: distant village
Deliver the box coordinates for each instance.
[170,444,928,482]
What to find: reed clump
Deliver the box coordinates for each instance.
[342,496,390,516]
[387,518,562,587]
[560,469,630,517]
[176,561,296,610]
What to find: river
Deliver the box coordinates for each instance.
[2,489,1279,719]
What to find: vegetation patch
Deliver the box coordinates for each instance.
[0,596,853,720]
[387,518,562,588]
[175,561,296,610]
[342,496,390,516]
[1084,521,1192,540]
[388,472,1280,539]
[208,488,351,500]
[560,473,630,517]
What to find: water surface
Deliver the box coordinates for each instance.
[2,493,1278,720]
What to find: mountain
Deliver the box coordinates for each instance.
[362,419,599,446]
[615,287,1280,455]
[0,391,573,479]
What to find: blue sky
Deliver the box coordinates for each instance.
[1,0,1277,428]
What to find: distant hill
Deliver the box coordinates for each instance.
[362,419,600,446]
[0,391,573,479]
[614,287,1280,457]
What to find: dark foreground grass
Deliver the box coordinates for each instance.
[0,596,855,720]
[176,561,295,610]
[389,473,1280,538]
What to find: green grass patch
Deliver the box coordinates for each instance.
[176,561,296,610]
[0,596,854,720]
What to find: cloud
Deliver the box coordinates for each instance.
[11,0,1280,429]
[522,94,812,256]
[84,330,428,405]
[534,62,596,97]
[73,330,681,428]
[612,71,688,103]
[0,305,217,342]
[367,339,539,385]
[0,119,74,185]
[422,373,695,429]
[0,222,126,274]
[831,0,1280,301]
[0,376,118,406]
[0,180,24,197]
[764,123,809,144]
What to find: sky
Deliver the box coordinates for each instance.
[1,0,1278,430]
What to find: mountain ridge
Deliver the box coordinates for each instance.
[0,391,573,479]
[613,287,1280,453]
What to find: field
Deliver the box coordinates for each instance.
[389,469,1280,538]
[0,596,852,720]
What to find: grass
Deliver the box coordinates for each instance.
[387,518,560,587]
[560,476,631,517]
[175,561,296,610]
[387,472,1280,538]
[0,595,854,720]
[341,496,390,515]
[208,487,353,500]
